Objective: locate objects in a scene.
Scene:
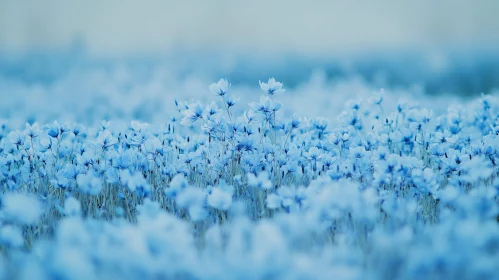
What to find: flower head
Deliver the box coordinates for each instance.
[249,96,282,114]
[96,130,118,150]
[209,78,230,96]
[180,103,204,126]
[259,78,285,96]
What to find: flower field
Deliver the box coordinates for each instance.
[0,61,499,279]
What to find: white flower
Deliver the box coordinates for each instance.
[96,130,117,149]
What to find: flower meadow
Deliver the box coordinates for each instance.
[1,74,499,280]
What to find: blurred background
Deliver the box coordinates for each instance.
[0,0,498,124]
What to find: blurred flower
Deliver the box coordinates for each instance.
[25,123,40,139]
[0,225,24,248]
[207,188,232,210]
[8,131,24,146]
[77,172,103,195]
[165,174,188,198]
[121,170,151,196]
[64,197,82,217]
[1,193,41,225]
[46,121,61,138]
[247,171,272,190]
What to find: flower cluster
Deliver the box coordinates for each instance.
[0,78,498,279]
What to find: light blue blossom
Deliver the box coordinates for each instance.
[96,130,118,150]
[0,225,24,248]
[64,197,82,217]
[77,172,103,195]
[181,103,204,126]
[207,187,232,210]
[209,78,230,96]
[1,192,41,225]
[247,171,272,190]
[121,170,151,195]
[249,96,282,114]
[259,78,285,96]
[0,74,498,279]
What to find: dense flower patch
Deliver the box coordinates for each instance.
[0,78,498,279]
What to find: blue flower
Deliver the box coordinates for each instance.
[312,117,328,132]
[236,138,254,152]
[223,94,239,108]
[180,103,204,126]
[306,147,323,161]
[209,78,230,97]
[249,96,282,114]
[46,121,60,138]
[62,163,80,180]
[259,78,285,96]
[25,123,40,139]
[96,130,118,150]
[204,101,220,118]
[290,114,301,129]
[7,131,24,146]
[39,136,52,151]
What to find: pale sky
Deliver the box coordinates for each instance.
[0,0,498,55]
